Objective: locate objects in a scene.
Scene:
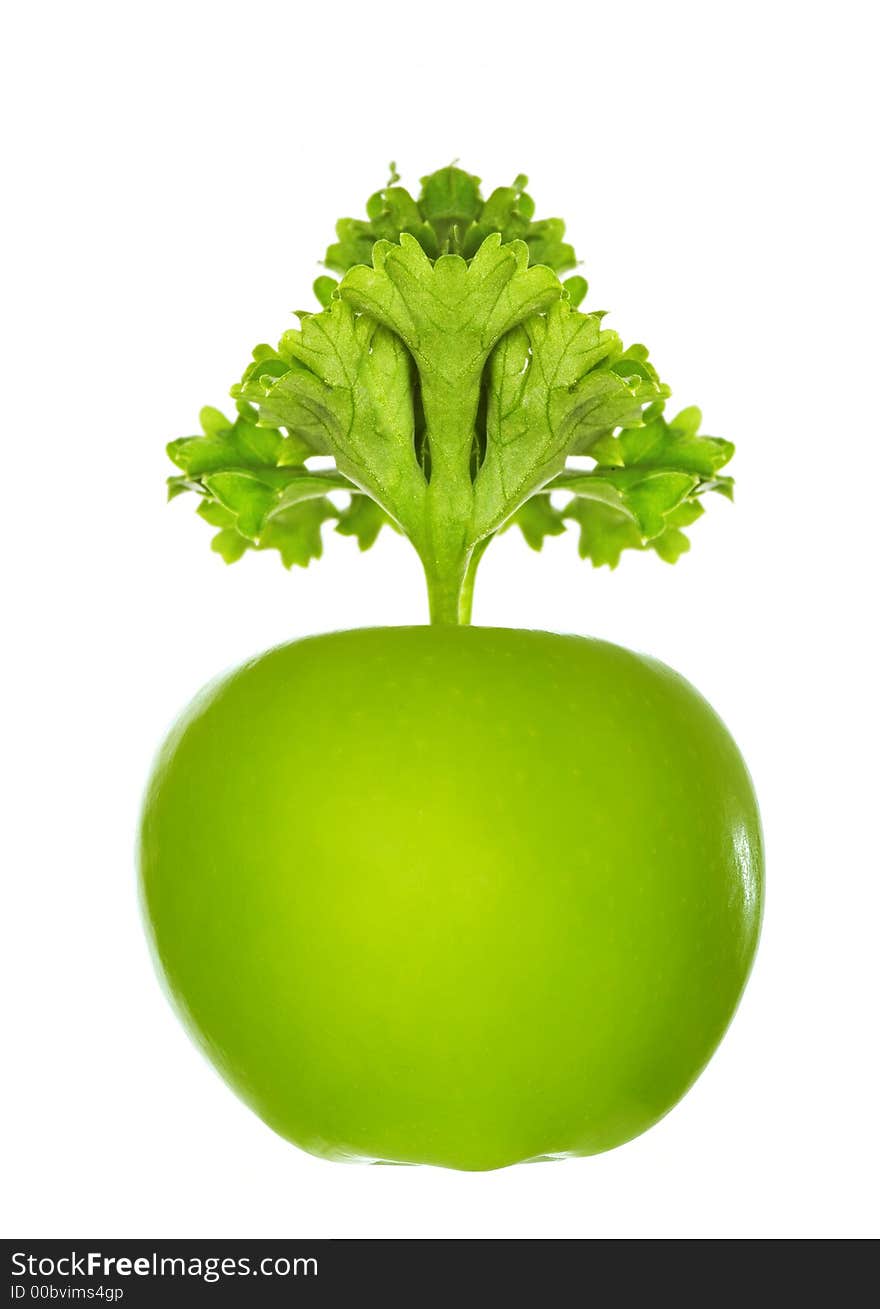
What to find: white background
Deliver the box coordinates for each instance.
[3,0,878,1239]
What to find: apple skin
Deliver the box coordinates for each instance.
[139,626,762,1171]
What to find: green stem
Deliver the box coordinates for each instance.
[458,535,493,625]
[423,558,468,625]
[422,534,493,625]
[416,374,486,625]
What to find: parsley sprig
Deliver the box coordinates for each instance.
[167,166,733,621]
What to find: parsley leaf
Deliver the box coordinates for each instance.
[510,403,734,568]
[166,167,735,611]
[167,401,392,568]
[472,306,667,538]
[323,165,577,287]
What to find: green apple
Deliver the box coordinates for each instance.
[139,626,762,1171]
